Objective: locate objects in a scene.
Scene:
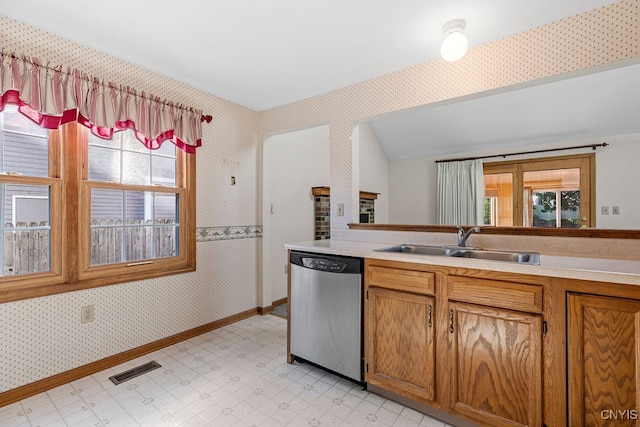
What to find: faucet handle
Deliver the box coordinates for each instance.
[455,226,464,246]
[457,226,480,247]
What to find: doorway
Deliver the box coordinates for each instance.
[262,125,330,306]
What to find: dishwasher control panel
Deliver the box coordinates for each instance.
[290,251,363,275]
[302,258,346,272]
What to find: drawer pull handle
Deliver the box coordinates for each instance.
[449,309,455,333]
[428,304,433,328]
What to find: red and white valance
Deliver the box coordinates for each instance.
[0,52,204,153]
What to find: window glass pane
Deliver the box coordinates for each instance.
[1,184,50,275]
[125,224,152,261]
[4,184,49,225]
[2,134,49,177]
[524,168,580,228]
[1,107,49,177]
[122,151,150,185]
[155,141,176,157]
[90,189,123,264]
[1,105,48,137]
[90,220,123,265]
[88,129,176,187]
[90,188,178,265]
[152,155,176,186]
[483,173,513,226]
[89,146,121,182]
[483,197,497,226]
[154,193,177,223]
[121,130,148,153]
[560,191,581,228]
[124,191,147,223]
[88,133,118,148]
[531,191,557,227]
[91,188,123,221]
[155,225,177,258]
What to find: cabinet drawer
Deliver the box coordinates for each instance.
[368,266,435,295]
[448,275,543,314]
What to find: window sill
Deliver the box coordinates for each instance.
[0,262,196,304]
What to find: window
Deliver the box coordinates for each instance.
[0,105,61,283]
[78,125,195,284]
[483,154,594,228]
[86,132,180,266]
[0,108,195,302]
[524,168,581,228]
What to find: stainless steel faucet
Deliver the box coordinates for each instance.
[456,226,480,247]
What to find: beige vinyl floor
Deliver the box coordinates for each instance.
[0,314,451,427]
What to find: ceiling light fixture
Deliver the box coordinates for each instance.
[440,19,468,62]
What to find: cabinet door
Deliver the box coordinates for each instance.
[449,302,542,427]
[568,293,640,427]
[366,286,436,402]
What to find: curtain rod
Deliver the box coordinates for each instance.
[434,142,609,163]
[2,51,213,124]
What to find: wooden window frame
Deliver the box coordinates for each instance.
[0,176,63,295]
[483,153,595,228]
[0,122,196,303]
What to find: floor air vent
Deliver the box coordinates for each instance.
[109,361,161,385]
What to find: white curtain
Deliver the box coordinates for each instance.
[436,159,484,226]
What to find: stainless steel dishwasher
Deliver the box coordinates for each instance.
[289,251,364,384]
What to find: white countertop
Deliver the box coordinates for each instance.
[285,239,640,286]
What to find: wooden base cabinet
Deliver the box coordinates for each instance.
[447,274,544,427]
[361,259,640,427]
[449,302,543,427]
[364,261,545,426]
[567,293,640,426]
[366,286,436,403]
[365,262,438,404]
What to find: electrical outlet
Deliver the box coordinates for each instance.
[81,305,95,323]
[612,206,620,215]
[601,206,609,215]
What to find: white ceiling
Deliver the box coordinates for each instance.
[369,62,640,160]
[1,0,620,111]
[3,0,635,160]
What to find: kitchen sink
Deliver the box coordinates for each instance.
[448,249,540,265]
[375,244,455,256]
[375,244,540,265]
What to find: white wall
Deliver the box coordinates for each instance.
[263,125,330,303]
[357,122,389,223]
[389,157,437,224]
[385,133,640,228]
[595,133,640,229]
